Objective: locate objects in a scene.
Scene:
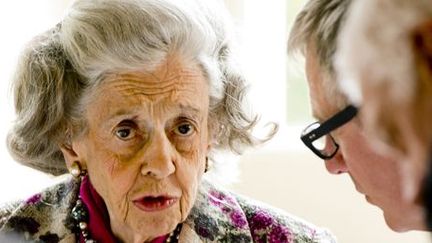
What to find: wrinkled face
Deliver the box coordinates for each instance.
[70,57,210,241]
[305,45,425,231]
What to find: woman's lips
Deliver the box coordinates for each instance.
[133,196,178,212]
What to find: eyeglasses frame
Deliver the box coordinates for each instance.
[300,105,358,160]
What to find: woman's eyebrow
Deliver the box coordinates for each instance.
[99,102,205,127]
[178,104,201,114]
[175,103,206,120]
[102,109,141,127]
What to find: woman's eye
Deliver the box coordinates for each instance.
[174,123,194,136]
[115,127,136,140]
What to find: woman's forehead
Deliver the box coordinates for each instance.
[88,57,207,99]
[100,56,206,89]
[84,65,209,124]
[99,100,205,121]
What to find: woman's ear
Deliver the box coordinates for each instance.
[59,140,84,170]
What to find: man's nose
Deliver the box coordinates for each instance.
[324,151,348,174]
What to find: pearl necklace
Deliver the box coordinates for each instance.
[165,223,182,243]
[71,197,182,243]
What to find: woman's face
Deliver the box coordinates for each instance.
[70,57,211,242]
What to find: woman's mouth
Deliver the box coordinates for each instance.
[133,196,178,212]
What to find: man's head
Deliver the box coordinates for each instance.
[288,0,425,231]
[335,0,432,206]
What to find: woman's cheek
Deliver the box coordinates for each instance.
[89,152,133,198]
[179,179,198,221]
[177,153,203,219]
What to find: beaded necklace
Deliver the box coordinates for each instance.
[70,164,182,243]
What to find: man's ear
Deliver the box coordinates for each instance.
[410,19,432,153]
[412,19,432,74]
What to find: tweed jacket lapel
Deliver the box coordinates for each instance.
[181,180,254,242]
[0,176,78,242]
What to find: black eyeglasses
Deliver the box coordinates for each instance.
[301,105,358,160]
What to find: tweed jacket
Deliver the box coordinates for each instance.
[0,176,336,243]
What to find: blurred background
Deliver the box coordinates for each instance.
[0,1,429,242]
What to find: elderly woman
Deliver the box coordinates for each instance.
[0,0,335,242]
[335,0,432,229]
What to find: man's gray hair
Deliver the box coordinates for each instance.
[336,0,432,148]
[8,0,274,175]
[288,0,352,109]
[288,0,352,75]
[337,0,432,104]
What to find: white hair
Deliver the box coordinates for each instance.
[336,0,432,106]
[288,0,352,109]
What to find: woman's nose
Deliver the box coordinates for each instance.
[324,151,348,175]
[140,132,175,179]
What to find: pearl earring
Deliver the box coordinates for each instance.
[70,161,85,178]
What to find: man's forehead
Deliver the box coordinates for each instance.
[310,91,341,122]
